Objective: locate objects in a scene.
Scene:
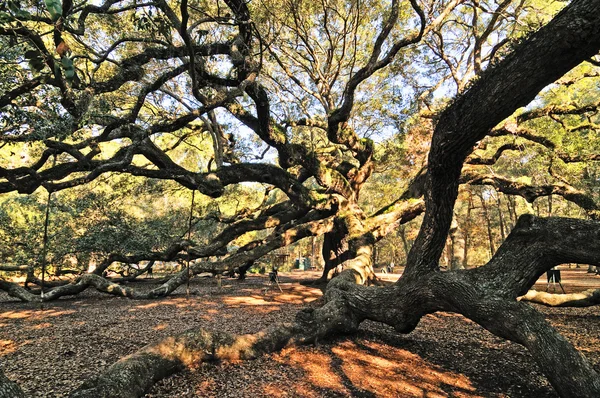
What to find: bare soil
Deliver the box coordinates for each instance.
[1,267,599,398]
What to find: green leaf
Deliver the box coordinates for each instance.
[7,1,31,18]
[61,55,75,81]
[0,12,13,23]
[44,0,63,21]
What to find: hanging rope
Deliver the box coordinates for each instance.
[40,189,52,300]
[186,189,195,297]
[40,155,56,303]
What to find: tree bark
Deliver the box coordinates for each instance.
[6,2,600,398]
[319,222,350,281]
[0,368,25,398]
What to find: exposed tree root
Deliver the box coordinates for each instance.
[68,325,301,398]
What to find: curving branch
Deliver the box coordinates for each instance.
[516,98,600,124]
[466,143,525,165]
[462,170,600,220]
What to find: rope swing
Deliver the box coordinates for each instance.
[40,155,56,304]
[40,188,52,301]
[186,189,195,298]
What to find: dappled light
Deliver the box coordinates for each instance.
[333,340,477,396]
[0,339,18,357]
[278,349,345,392]
[0,309,75,320]
[1,272,600,396]
[270,341,479,398]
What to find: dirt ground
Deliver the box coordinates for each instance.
[1,267,599,398]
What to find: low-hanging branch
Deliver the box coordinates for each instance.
[462,170,600,220]
[520,288,600,307]
[0,211,338,302]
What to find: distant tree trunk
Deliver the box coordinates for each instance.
[478,191,496,257]
[399,225,410,262]
[463,193,474,268]
[506,195,518,227]
[449,218,465,270]
[372,243,379,269]
[548,194,553,216]
[495,191,507,240]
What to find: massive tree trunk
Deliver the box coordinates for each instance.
[318,201,380,283]
[320,220,350,280]
[65,216,600,398]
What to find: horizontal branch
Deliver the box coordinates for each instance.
[520,288,600,307]
[463,170,600,220]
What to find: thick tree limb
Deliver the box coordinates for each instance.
[463,171,600,220]
[0,212,336,302]
[0,265,29,272]
[516,99,600,123]
[406,0,600,276]
[520,289,600,307]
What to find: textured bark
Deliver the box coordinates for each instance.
[6,1,600,397]
[65,214,600,398]
[0,368,25,398]
[319,222,350,281]
[68,323,311,398]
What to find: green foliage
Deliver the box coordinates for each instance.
[44,0,62,21]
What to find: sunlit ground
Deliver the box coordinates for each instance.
[0,269,599,397]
